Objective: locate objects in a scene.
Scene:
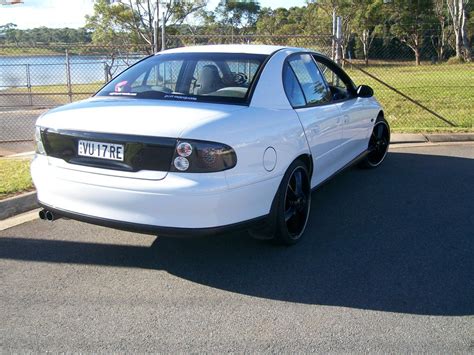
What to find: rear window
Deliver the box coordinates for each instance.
[96,52,267,105]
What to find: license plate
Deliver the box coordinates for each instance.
[78,140,124,161]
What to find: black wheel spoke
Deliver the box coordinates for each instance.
[287,185,297,200]
[376,123,384,139]
[284,206,296,222]
[294,170,303,195]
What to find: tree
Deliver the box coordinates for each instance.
[388,0,435,65]
[0,23,17,43]
[351,0,384,65]
[310,0,356,60]
[86,0,206,53]
[447,0,471,61]
[256,7,291,35]
[211,0,261,36]
[85,0,138,47]
[431,0,452,61]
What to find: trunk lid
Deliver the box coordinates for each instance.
[38,97,244,180]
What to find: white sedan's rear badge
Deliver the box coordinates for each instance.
[78,140,124,161]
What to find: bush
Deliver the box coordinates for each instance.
[446,56,465,64]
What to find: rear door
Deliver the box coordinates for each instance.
[283,53,345,187]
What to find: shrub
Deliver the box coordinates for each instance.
[446,56,465,64]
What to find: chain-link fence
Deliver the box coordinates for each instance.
[0,45,149,143]
[0,36,472,144]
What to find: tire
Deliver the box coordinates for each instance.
[359,116,390,168]
[249,159,312,245]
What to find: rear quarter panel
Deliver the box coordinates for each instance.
[179,106,310,190]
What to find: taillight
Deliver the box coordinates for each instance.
[170,139,237,173]
[34,126,46,155]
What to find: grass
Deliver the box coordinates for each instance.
[345,62,474,132]
[7,82,104,106]
[0,158,34,200]
[0,47,63,56]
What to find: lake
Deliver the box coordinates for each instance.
[0,54,143,89]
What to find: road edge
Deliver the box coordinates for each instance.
[391,133,474,144]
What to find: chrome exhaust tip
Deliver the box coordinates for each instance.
[38,209,46,220]
[39,209,61,222]
[45,210,56,222]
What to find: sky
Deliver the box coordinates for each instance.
[0,0,307,29]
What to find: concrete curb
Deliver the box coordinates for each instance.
[391,133,474,144]
[391,133,427,144]
[424,133,474,143]
[0,191,39,221]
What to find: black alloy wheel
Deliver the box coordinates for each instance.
[248,160,312,245]
[283,166,311,239]
[272,160,312,245]
[363,118,390,168]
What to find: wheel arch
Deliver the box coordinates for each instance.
[295,153,313,179]
[377,110,385,120]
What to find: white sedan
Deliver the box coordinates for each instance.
[32,45,390,245]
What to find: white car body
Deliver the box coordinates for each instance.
[32,45,385,239]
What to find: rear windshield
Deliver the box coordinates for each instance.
[96,52,268,105]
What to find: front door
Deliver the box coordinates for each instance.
[313,56,374,160]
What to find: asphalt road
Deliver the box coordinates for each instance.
[1,143,473,352]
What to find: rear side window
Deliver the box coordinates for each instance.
[287,54,331,106]
[283,63,305,107]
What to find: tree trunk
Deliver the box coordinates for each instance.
[440,24,446,61]
[460,2,471,61]
[361,29,369,66]
[454,29,462,58]
[447,0,467,59]
[415,46,421,66]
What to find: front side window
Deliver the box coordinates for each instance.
[287,54,331,106]
[314,57,354,101]
[96,53,267,105]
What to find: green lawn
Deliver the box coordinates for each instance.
[345,62,474,132]
[0,47,63,56]
[9,82,104,106]
[0,158,33,200]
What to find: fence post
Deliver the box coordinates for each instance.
[25,63,32,106]
[161,11,166,51]
[335,16,342,66]
[332,9,336,60]
[154,0,159,53]
[104,62,109,82]
[65,49,72,103]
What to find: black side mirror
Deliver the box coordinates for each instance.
[356,85,374,98]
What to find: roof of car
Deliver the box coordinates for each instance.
[159,44,289,56]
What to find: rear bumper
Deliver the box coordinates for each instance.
[32,155,280,234]
[38,202,267,237]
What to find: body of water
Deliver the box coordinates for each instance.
[0,54,143,89]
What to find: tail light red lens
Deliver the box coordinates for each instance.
[170,139,237,173]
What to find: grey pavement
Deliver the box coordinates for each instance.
[0,144,473,352]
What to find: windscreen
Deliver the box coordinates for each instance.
[96,52,268,105]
